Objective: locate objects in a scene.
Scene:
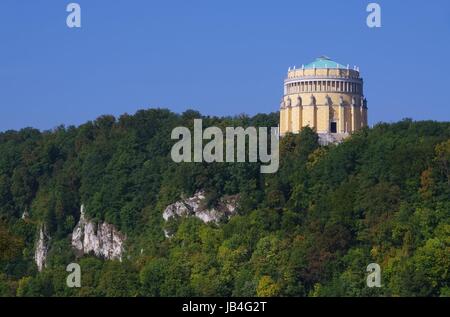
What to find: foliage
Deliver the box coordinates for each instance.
[0,109,448,297]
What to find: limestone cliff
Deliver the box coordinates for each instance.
[163,191,239,224]
[34,225,49,272]
[71,205,125,261]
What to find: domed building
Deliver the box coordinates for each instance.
[279,56,368,143]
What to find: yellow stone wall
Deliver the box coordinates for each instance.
[302,105,316,128]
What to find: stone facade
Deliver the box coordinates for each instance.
[280,56,368,139]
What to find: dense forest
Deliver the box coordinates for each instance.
[0,108,449,297]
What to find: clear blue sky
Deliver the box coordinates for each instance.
[0,0,449,131]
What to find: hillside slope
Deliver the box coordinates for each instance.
[0,109,449,297]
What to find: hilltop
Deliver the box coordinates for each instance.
[0,109,449,297]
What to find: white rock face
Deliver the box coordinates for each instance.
[163,191,239,224]
[71,205,125,261]
[318,132,349,146]
[34,225,49,272]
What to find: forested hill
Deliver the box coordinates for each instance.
[0,108,449,297]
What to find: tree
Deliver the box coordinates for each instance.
[140,258,168,296]
[256,276,281,297]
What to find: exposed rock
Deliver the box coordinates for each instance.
[163,191,239,224]
[21,211,29,220]
[71,205,125,261]
[34,225,49,272]
[318,132,349,146]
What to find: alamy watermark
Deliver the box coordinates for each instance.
[66,263,81,288]
[171,119,279,174]
[66,3,81,28]
[366,263,382,288]
[367,3,382,28]
[64,3,380,29]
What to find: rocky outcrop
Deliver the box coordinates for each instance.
[318,132,349,146]
[71,205,125,261]
[34,225,49,272]
[21,211,29,220]
[163,191,239,224]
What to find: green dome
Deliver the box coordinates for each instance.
[304,56,346,69]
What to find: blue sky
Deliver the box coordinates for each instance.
[0,0,449,131]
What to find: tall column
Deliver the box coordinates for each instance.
[288,107,292,132]
[322,97,331,133]
[351,104,356,133]
[362,101,368,128]
[292,97,302,133]
[299,105,303,132]
[303,95,316,130]
[313,103,317,130]
[339,103,345,133]
[284,106,290,133]
[280,101,287,135]
[360,106,365,128]
[280,108,284,134]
